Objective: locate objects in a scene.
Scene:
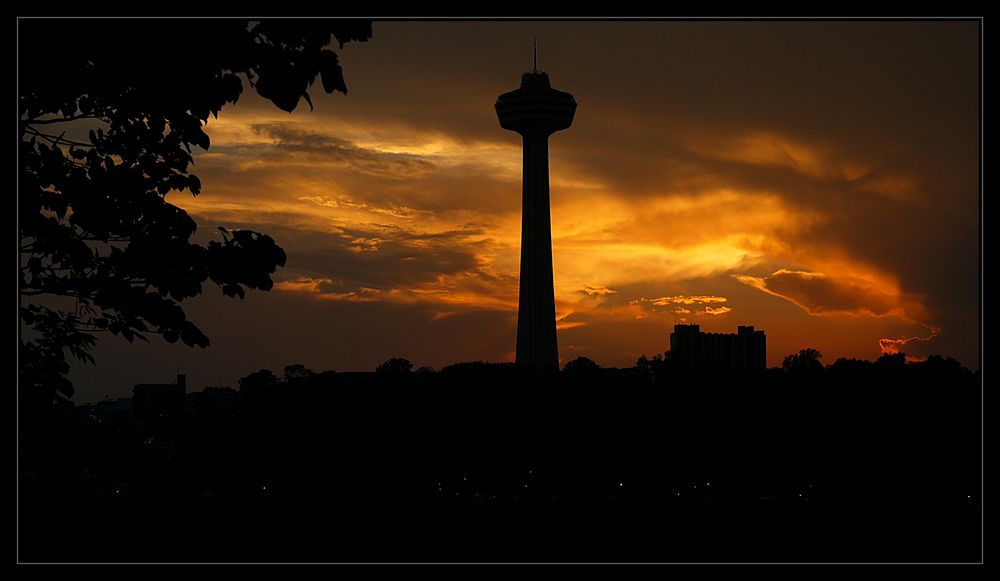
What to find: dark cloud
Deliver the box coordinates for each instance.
[201,220,503,297]
[734,269,928,323]
[248,122,438,178]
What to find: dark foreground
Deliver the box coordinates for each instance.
[20,356,981,562]
[21,494,979,562]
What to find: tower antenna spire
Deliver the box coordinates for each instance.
[533,37,538,73]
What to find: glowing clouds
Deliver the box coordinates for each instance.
[735,268,941,356]
[273,277,334,294]
[879,327,941,357]
[857,173,926,204]
[555,311,588,331]
[299,195,426,220]
[629,295,733,318]
[684,131,871,181]
[274,277,384,302]
[733,269,925,321]
[245,122,438,178]
[582,285,618,296]
[547,188,820,306]
[648,295,728,306]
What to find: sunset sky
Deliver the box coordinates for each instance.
[68,20,980,401]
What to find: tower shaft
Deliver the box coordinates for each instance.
[516,132,558,370]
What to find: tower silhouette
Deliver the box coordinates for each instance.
[495,48,576,371]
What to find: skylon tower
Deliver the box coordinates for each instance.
[495,44,576,370]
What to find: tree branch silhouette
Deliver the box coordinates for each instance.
[19,18,372,403]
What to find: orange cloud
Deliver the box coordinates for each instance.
[582,285,618,296]
[273,277,334,294]
[624,295,733,319]
[857,173,926,204]
[348,237,384,252]
[648,295,728,306]
[274,273,518,312]
[275,278,385,302]
[554,311,589,331]
[879,327,942,357]
[299,195,427,220]
[735,268,939,356]
[733,269,928,322]
[684,131,870,181]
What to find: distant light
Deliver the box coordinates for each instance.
[463,477,467,481]
[524,484,528,488]
[693,485,697,488]
[798,493,802,497]
[706,482,710,486]
[618,483,623,487]
[968,495,972,499]
[262,486,267,491]
[529,470,533,475]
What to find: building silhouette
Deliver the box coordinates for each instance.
[77,397,132,422]
[495,47,576,371]
[132,373,186,424]
[185,386,240,420]
[669,325,767,370]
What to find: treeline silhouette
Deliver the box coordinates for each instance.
[20,351,980,562]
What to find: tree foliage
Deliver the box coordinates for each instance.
[19,19,372,402]
[283,363,316,383]
[238,369,282,394]
[376,357,414,376]
[782,347,824,374]
[563,356,601,374]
